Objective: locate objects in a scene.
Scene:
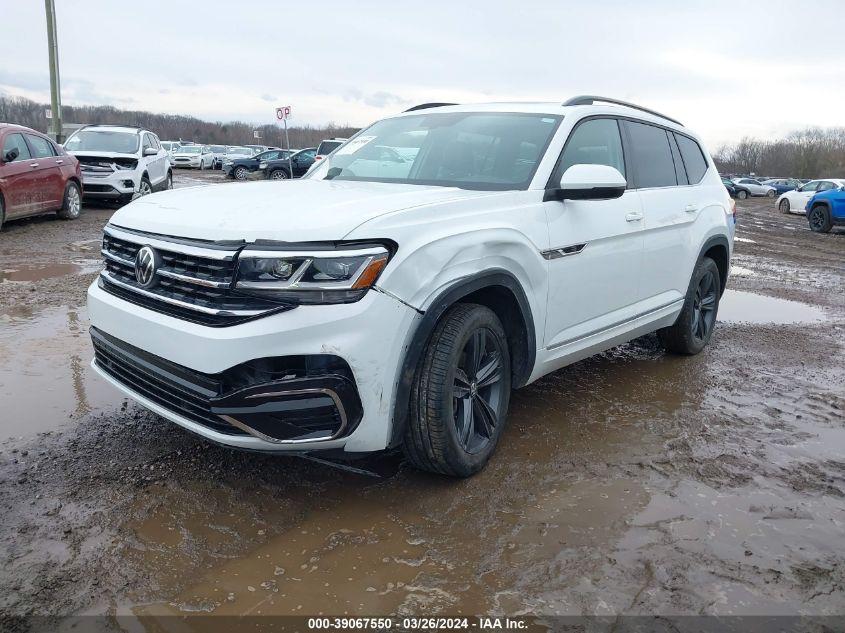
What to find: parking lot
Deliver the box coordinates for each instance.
[1,173,843,618]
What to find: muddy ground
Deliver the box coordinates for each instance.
[0,174,844,625]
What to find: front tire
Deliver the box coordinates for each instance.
[402,303,511,477]
[658,257,721,355]
[57,182,82,220]
[165,171,173,190]
[808,204,832,233]
[779,198,790,214]
[138,177,152,197]
[234,166,249,181]
[737,190,748,200]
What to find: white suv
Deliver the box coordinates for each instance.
[65,125,172,204]
[88,97,735,476]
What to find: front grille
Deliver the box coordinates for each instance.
[83,184,118,193]
[100,226,291,327]
[91,328,245,436]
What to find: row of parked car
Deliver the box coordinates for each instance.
[719,173,845,233]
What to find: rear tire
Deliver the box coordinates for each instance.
[808,204,832,233]
[658,257,721,355]
[57,182,82,220]
[737,189,748,200]
[269,169,289,180]
[402,303,511,477]
[766,189,776,198]
[779,198,790,214]
[0,196,5,231]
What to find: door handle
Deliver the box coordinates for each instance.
[625,211,644,222]
[29,162,39,168]
[55,159,64,164]
[685,204,699,213]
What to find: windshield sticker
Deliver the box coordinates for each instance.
[334,135,377,156]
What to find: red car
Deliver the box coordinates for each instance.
[0,123,82,230]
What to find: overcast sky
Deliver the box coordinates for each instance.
[1,0,843,148]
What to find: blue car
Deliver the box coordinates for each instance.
[806,184,845,233]
[762,178,801,195]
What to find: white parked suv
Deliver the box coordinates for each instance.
[88,97,735,476]
[777,179,845,214]
[64,125,172,204]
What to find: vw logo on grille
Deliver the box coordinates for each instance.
[134,245,159,288]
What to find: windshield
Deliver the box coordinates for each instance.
[210,145,226,152]
[179,146,203,154]
[313,113,562,190]
[65,130,139,154]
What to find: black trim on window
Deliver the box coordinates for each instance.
[545,115,630,191]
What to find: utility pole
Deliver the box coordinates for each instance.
[45,0,63,142]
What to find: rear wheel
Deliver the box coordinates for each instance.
[0,196,5,231]
[269,169,289,180]
[402,303,511,477]
[658,257,721,355]
[808,204,832,233]
[766,189,776,198]
[737,189,748,200]
[57,182,82,220]
[779,198,790,214]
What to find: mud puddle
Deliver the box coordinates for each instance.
[718,289,827,324]
[0,263,84,283]
[0,305,120,440]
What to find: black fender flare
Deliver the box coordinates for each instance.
[697,234,731,294]
[807,198,831,214]
[388,269,536,448]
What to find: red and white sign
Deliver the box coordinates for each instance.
[275,106,291,121]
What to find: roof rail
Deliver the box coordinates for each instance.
[563,95,683,126]
[404,102,457,112]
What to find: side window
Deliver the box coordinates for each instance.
[674,133,708,184]
[555,118,625,182]
[801,181,819,192]
[2,133,32,161]
[817,181,835,192]
[624,120,677,188]
[142,134,154,153]
[149,134,161,150]
[668,133,688,185]
[25,134,56,158]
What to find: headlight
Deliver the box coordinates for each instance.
[234,245,390,305]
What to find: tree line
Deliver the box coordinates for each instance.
[713,127,845,178]
[0,94,360,149]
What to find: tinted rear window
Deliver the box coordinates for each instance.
[675,133,708,184]
[624,121,677,188]
[317,141,343,155]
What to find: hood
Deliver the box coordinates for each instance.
[69,150,138,160]
[109,179,494,242]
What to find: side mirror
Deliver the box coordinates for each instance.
[3,147,20,163]
[545,164,627,201]
[143,147,158,156]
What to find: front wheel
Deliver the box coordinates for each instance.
[138,177,152,197]
[165,171,173,190]
[234,166,249,181]
[779,198,790,214]
[57,182,82,220]
[808,205,832,233]
[269,169,289,180]
[402,303,511,477]
[658,257,721,355]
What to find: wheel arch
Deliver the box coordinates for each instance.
[698,234,730,295]
[388,269,536,448]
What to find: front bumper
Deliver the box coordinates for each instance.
[87,281,420,453]
[81,170,139,198]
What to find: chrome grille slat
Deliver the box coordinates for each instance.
[100,226,291,326]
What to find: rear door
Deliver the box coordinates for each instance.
[24,133,64,209]
[543,116,645,349]
[628,121,709,311]
[1,132,38,218]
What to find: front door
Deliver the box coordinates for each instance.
[1,132,40,218]
[543,117,644,350]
